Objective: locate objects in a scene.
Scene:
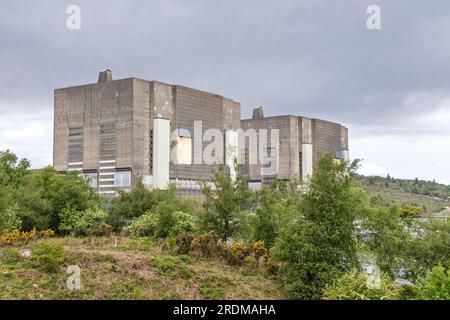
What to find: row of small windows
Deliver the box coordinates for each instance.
[81,169,132,189]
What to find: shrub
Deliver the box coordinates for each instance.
[125,204,196,238]
[40,229,55,238]
[154,201,196,237]
[226,242,251,265]
[0,228,38,245]
[0,204,22,232]
[58,208,82,235]
[126,212,157,237]
[1,248,20,263]
[175,231,194,255]
[416,265,450,300]
[244,255,257,267]
[190,232,218,258]
[400,204,424,218]
[32,242,65,272]
[108,183,182,231]
[323,272,403,300]
[253,240,269,268]
[59,208,108,236]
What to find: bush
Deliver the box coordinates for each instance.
[154,201,196,237]
[126,212,157,237]
[253,240,269,268]
[0,204,22,232]
[32,242,65,272]
[190,232,218,258]
[59,208,109,236]
[323,273,403,300]
[225,242,251,265]
[175,231,194,254]
[125,203,196,238]
[400,204,423,218]
[108,183,188,231]
[416,265,450,300]
[0,228,38,245]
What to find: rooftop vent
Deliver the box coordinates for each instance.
[98,69,113,83]
[252,106,264,119]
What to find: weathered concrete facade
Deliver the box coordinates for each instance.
[54,70,348,195]
[241,107,349,183]
[54,70,240,196]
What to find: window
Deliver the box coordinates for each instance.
[68,127,84,163]
[82,172,97,188]
[114,170,131,187]
[177,128,192,165]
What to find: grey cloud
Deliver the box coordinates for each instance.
[1,1,450,136]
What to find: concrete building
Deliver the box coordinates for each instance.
[241,107,349,185]
[53,70,349,196]
[53,70,240,196]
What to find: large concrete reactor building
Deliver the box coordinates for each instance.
[241,107,349,185]
[53,70,349,196]
[53,70,240,196]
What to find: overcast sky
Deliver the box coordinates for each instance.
[0,0,449,184]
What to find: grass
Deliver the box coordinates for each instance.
[0,237,282,300]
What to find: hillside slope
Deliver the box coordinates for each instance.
[356,175,450,213]
[0,237,282,300]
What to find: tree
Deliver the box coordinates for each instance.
[251,182,299,248]
[199,165,254,242]
[404,220,450,279]
[416,265,450,300]
[108,182,161,230]
[362,205,410,277]
[273,154,361,300]
[14,167,99,232]
[0,150,30,188]
[323,272,402,300]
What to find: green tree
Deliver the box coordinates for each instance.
[199,165,254,242]
[108,183,181,230]
[273,154,361,299]
[0,150,30,188]
[404,220,450,279]
[416,265,450,300]
[251,182,300,248]
[362,205,410,277]
[14,167,99,232]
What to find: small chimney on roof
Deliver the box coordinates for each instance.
[98,69,113,83]
[252,106,264,119]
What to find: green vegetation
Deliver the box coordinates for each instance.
[416,265,450,300]
[0,237,280,300]
[0,149,449,300]
[323,273,403,300]
[273,155,362,299]
[357,175,450,213]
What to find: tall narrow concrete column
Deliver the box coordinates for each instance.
[153,117,170,189]
[225,130,238,181]
[302,143,313,180]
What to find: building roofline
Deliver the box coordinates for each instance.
[242,114,346,127]
[54,77,239,103]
